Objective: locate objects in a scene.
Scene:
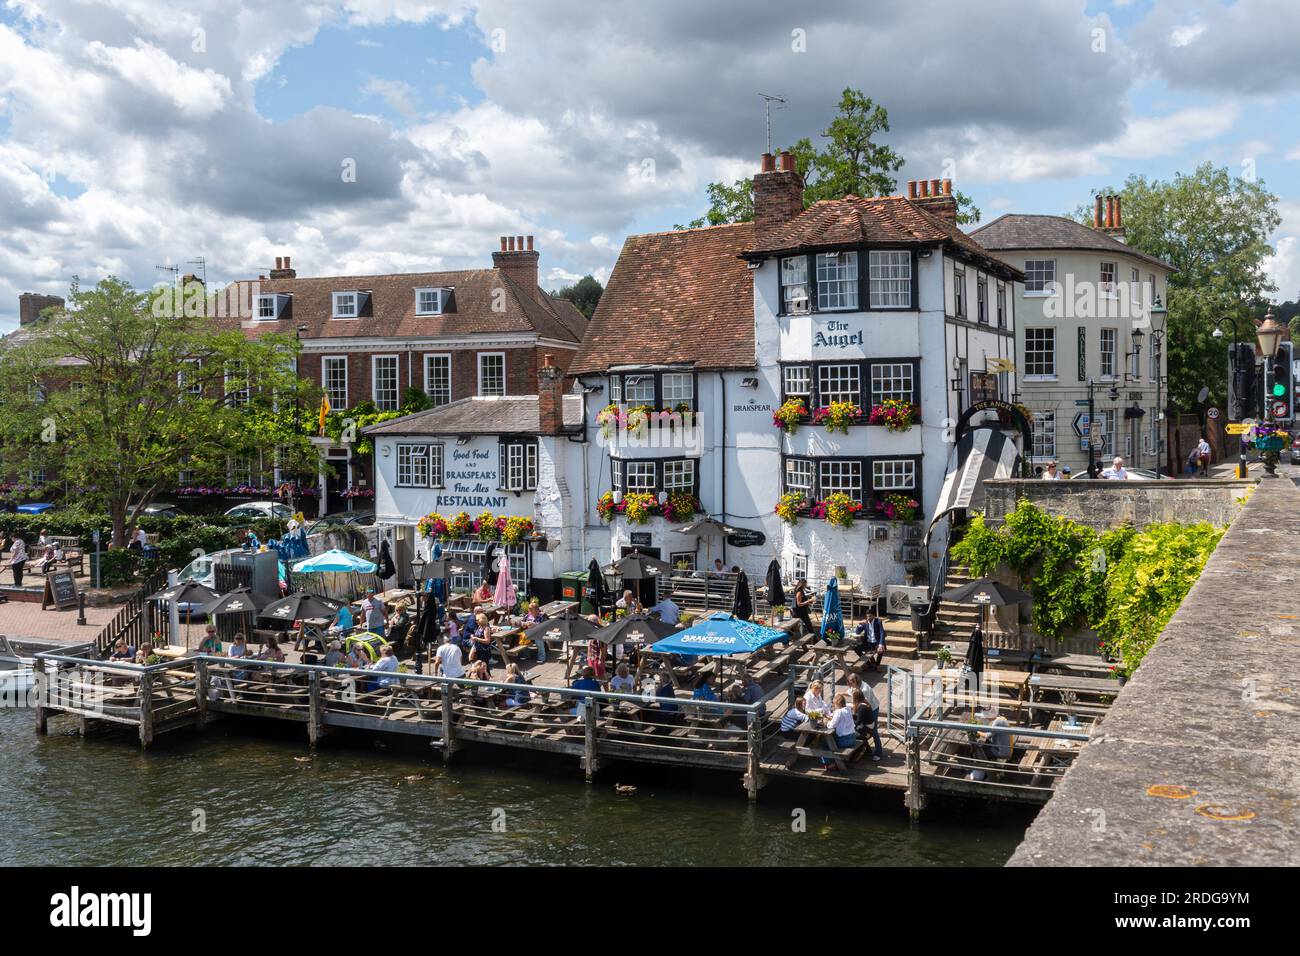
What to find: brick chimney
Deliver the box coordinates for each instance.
[269,255,297,279]
[538,353,564,435]
[909,177,958,224]
[18,292,64,326]
[492,235,542,303]
[753,151,804,235]
[1093,193,1126,243]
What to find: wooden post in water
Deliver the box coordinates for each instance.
[195,659,209,728]
[307,670,323,746]
[905,730,926,822]
[745,711,763,800]
[34,662,48,736]
[440,688,456,764]
[583,698,599,782]
[138,671,154,748]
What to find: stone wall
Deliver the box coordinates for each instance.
[982,477,1250,531]
[1010,475,1300,866]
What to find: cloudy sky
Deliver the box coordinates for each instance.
[2,0,1299,328]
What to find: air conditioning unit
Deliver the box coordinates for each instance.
[869,524,889,540]
[903,545,924,562]
[886,589,912,613]
[903,523,923,542]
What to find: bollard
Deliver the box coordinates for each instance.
[77,592,87,626]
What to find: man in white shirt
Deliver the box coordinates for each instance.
[368,644,400,688]
[1101,456,1130,480]
[1196,437,1212,475]
[434,634,465,678]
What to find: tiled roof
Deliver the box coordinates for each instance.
[970,214,1175,271]
[212,268,586,342]
[362,395,582,436]
[746,195,1023,279]
[569,222,757,375]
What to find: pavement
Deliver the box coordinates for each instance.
[0,599,122,645]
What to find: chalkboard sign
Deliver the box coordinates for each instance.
[43,570,79,610]
[727,529,767,548]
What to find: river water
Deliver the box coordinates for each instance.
[0,709,1029,866]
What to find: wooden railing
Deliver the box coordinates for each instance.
[92,569,167,657]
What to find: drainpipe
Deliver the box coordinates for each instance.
[720,372,728,567]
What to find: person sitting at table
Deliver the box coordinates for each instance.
[851,688,884,762]
[470,613,495,675]
[804,679,828,717]
[779,697,809,738]
[434,633,465,679]
[367,644,400,689]
[323,640,346,667]
[570,665,602,717]
[616,589,642,615]
[386,600,412,653]
[653,672,681,723]
[822,693,858,769]
[739,672,765,717]
[195,625,222,656]
[332,603,354,634]
[853,608,887,670]
[502,662,532,708]
[647,595,681,625]
[472,580,494,605]
[692,671,719,702]
[791,579,816,636]
[109,639,134,662]
[608,662,635,694]
[708,558,726,578]
[256,634,285,663]
[465,659,490,682]
[228,633,249,658]
[975,715,1013,763]
[521,598,544,625]
[134,647,150,665]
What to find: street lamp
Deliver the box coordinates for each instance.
[1212,316,1249,478]
[410,552,427,673]
[1255,309,1287,478]
[1150,298,1168,474]
[289,324,309,516]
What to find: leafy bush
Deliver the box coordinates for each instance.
[950,502,1223,677]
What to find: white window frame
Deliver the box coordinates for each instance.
[178,358,203,399]
[1099,262,1118,299]
[871,459,916,491]
[621,372,654,405]
[782,365,812,401]
[996,283,1006,328]
[424,353,451,406]
[624,461,656,493]
[1030,412,1056,462]
[415,287,443,316]
[321,355,348,410]
[780,256,811,314]
[816,363,862,407]
[1023,259,1056,296]
[477,352,506,397]
[332,291,358,319]
[255,294,278,320]
[396,443,430,488]
[372,354,400,410]
[815,251,859,311]
[1099,328,1117,380]
[868,251,911,308]
[224,361,250,407]
[784,457,815,492]
[976,274,988,324]
[1023,327,1057,379]
[662,459,695,492]
[869,362,914,406]
[499,440,538,492]
[953,264,966,317]
[1130,268,1140,305]
[661,372,693,406]
[818,459,864,502]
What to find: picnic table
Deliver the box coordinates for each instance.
[1027,672,1116,721]
[792,719,855,771]
[539,599,578,618]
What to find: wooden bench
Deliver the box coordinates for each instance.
[49,536,86,576]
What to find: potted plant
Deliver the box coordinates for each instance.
[771,604,787,623]
[936,644,954,667]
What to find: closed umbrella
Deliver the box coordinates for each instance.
[764,559,785,609]
[483,542,499,588]
[493,553,517,610]
[146,581,221,650]
[376,539,397,583]
[732,568,753,621]
[820,576,844,643]
[586,557,607,615]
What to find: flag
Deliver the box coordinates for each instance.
[318,394,330,435]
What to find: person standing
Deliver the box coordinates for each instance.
[362,590,386,637]
[8,536,27,586]
[791,579,816,636]
[1197,436,1212,476]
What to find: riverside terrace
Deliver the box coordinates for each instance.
[29,622,1110,813]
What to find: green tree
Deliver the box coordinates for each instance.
[678,89,980,228]
[1081,164,1280,410]
[0,277,309,546]
[552,275,604,318]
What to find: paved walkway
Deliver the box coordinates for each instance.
[1011,466,1300,866]
[0,600,120,645]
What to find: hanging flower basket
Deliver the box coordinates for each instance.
[772,397,808,434]
[775,491,806,525]
[881,493,919,522]
[812,401,863,434]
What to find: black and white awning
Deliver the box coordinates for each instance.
[927,426,1021,536]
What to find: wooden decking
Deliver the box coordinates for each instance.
[31,633,1108,813]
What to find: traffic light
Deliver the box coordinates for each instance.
[1228,342,1259,420]
[1267,341,1294,421]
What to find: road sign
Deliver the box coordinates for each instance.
[1074,399,1091,407]
[1272,400,1289,419]
[1225,423,1251,435]
[1207,407,1220,420]
[1071,412,1090,437]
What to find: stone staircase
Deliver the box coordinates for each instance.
[919,563,999,657]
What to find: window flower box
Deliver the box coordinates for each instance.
[812,401,864,434]
[773,398,808,434]
[868,400,918,433]
[879,493,919,522]
[596,491,700,524]
[809,492,862,528]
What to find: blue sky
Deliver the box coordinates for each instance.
[1,0,1298,328]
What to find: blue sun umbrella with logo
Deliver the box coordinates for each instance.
[649,612,786,657]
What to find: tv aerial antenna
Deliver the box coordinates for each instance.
[757,92,786,154]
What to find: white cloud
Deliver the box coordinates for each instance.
[1101,104,1239,160]
[1169,23,1205,48]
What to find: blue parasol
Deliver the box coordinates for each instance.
[292,549,378,574]
[650,612,786,657]
[820,576,844,642]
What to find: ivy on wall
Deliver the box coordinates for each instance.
[950,502,1223,678]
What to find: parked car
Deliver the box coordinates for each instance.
[305,510,375,536]
[1291,436,1300,465]
[224,501,293,519]
[15,502,57,514]
[141,501,180,518]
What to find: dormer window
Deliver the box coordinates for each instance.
[415,288,444,316]
[256,295,276,319]
[255,293,291,321]
[332,291,358,318]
